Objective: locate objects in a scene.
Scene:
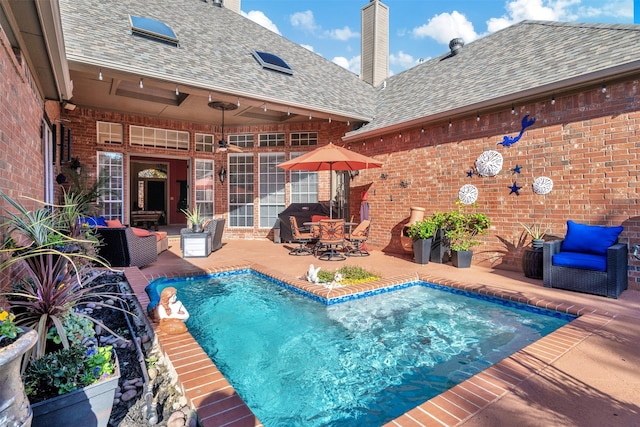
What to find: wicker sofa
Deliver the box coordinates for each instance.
[95,227,159,267]
[543,220,627,298]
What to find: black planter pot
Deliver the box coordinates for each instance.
[451,250,472,268]
[522,247,543,279]
[430,229,450,263]
[412,238,432,264]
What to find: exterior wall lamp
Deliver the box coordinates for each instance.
[218,166,227,184]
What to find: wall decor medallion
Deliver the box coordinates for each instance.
[475,150,503,177]
[458,184,478,205]
[532,176,554,194]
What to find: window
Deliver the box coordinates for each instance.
[97,122,123,145]
[228,134,254,149]
[195,133,214,153]
[290,132,318,146]
[290,152,318,203]
[130,15,179,46]
[130,125,189,151]
[195,159,214,218]
[229,154,254,227]
[43,121,54,204]
[258,133,285,147]
[97,152,124,220]
[259,153,285,228]
[252,51,293,75]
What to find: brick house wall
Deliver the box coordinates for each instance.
[347,79,640,290]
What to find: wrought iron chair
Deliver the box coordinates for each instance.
[288,216,315,255]
[346,219,371,257]
[315,219,346,261]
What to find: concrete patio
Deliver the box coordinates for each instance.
[131,237,640,426]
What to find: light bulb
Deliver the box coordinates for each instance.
[98,69,103,81]
[139,78,143,88]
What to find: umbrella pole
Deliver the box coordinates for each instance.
[329,164,333,219]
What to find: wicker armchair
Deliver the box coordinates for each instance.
[95,227,158,267]
[542,221,627,298]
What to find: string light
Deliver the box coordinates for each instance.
[601,82,607,93]
[263,104,267,112]
[237,98,240,107]
[476,113,480,122]
[511,104,515,114]
[98,69,103,81]
[328,117,331,123]
[175,86,179,96]
[309,114,312,120]
[551,96,555,105]
[449,119,452,127]
[287,108,290,116]
[139,78,144,89]
[208,92,212,102]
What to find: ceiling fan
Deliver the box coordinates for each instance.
[207,100,243,152]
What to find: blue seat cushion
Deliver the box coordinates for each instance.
[552,251,607,272]
[80,216,108,227]
[561,220,623,256]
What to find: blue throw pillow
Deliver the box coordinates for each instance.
[561,220,623,256]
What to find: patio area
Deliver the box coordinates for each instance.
[126,237,640,426]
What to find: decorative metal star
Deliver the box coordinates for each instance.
[508,182,522,195]
[512,164,522,174]
[467,169,475,178]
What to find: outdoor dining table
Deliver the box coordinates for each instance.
[304,221,356,261]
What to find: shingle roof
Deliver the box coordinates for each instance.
[347,21,640,138]
[59,0,376,121]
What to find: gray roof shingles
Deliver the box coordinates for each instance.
[350,21,640,137]
[59,0,376,120]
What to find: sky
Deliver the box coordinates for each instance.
[240,0,634,76]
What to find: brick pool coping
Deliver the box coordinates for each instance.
[124,264,615,427]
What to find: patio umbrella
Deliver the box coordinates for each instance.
[278,143,383,218]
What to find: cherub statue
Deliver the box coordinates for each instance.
[156,287,190,335]
[306,264,321,283]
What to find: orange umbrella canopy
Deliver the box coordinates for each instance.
[277,143,383,171]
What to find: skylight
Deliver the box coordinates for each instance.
[130,15,179,46]
[252,51,293,75]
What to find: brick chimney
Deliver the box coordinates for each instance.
[361,0,389,87]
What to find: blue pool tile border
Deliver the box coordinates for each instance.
[148,268,576,321]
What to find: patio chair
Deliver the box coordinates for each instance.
[542,220,627,298]
[346,219,371,257]
[289,216,315,255]
[315,219,346,261]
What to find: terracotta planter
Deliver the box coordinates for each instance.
[401,207,426,254]
[31,353,120,427]
[0,328,38,427]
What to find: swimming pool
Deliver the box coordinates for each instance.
[149,271,574,426]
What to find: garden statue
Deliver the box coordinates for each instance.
[156,287,190,335]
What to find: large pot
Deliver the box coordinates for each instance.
[451,250,473,268]
[401,207,426,254]
[0,328,38,427]
[31,353,120,427]
[412,238,432,264]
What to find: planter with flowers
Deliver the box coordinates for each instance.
[0,308,38,426]
[0,191,125,427]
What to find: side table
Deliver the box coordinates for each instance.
[181,231,211,258]
[522,247,543,279]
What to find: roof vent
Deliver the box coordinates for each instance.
[212,0,222,7]
[449,38,464,56]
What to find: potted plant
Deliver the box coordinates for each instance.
[406,217,438,264]
[429,211,452,263]
[0,307,38,426]
[445,204,490,268]
[0,191,125,427]
[520,222,548,249]
[181,206,203,232]
[520,222,549,279]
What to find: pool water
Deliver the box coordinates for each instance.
[153,271,573,427]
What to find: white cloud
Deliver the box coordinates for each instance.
[325,26,360,41]
[290,10,318,31]
[242,10,281,35]
[390,51,418,69]
[412,11,480,45]
[487,0,580,32]
[300,44,315,52]
[332,55,361,75]
[577,1,633,19]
